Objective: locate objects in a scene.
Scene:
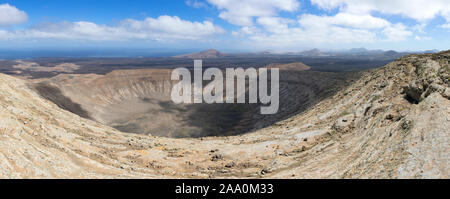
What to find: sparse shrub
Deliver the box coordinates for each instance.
[371,95,381,102]
[401,119,413,131]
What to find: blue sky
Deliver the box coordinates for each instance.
[0,0,449,52]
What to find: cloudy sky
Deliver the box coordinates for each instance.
[1,0,449,52]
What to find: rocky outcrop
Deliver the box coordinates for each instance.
[403,54,450,102]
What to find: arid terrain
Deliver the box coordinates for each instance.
[0,51,448,178]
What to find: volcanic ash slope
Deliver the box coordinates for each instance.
[0,51,449,178]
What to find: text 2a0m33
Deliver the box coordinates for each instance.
[175,183,274,196]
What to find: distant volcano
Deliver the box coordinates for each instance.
[300,48,322,56]
[174,49,225,58]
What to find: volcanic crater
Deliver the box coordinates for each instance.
[33,64,358,138]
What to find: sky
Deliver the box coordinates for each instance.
[0,0,449,52]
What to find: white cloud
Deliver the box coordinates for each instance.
[0,4,28,26]
[382,23,413,41]
[249,25,377,50]
[0,16,225,41]
[299,13,390,29]
[185,0,208,8]
[250,17,378,47]
[0,1,445,49]
[231,26,260,36]
[221,0,422,48]
[206,0,299,26]
[213,0,420,48]
[0,30,13,39]
[310,0,450,22]
[307,0,449,43]
[414,35,431,41]
[122,16,225,39]
[257,17,294,34]
[245,12,412,48]
[412,23,427,33]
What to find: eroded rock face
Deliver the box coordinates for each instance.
[403,56,450,102]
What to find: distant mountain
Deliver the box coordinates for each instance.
[173,49,225,59]
[424,49,440,54]
[348,48,369,53]
[260,50,273,55]
[300,48,322,56]
[384,50,399,57]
